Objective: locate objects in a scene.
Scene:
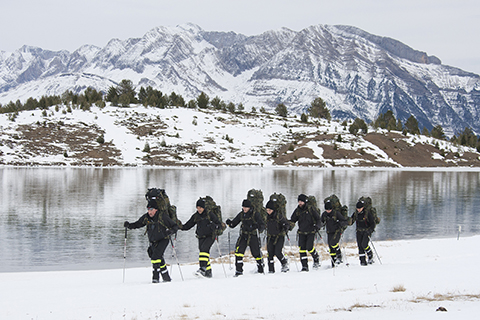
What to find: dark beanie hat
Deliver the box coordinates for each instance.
[356,200,365,209]
[242,199,252,208]
[324,201,333,210]
[265,200,276,210]
[147,199,158,209]
[196,199,205,209]
[298,194,307,202]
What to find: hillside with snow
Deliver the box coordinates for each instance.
[1,104,479,167]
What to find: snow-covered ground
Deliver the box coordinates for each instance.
[1,235,479,319]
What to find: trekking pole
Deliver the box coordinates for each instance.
[457,225,462,240]
[123,227,127,283]
[169,236,184,281]
[286,233,299,272]
[215,237,228,278]
[339,233,350,267]
[368,236,382,265]
[228,229,232,270]
[317,231,337,272]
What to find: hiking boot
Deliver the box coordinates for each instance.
[204,269,212,278]
[256,260,265,274]
[281,262,289,273]
[360,256,367,266]
[313,261,321,269]
[152,268,160,283]
[233,271,243,277]
[195,268,206,277]
[161,269,172,282]
[301,266,309,272]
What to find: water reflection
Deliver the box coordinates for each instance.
[1,168,479,272]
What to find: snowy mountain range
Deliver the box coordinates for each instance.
[1,23,480,136]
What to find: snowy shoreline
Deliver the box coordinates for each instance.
[1,236,479,319]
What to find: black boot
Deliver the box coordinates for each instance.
[235,255,244,274]
[268,258,275,273]
[161,267,171,282]
[256,258,265,274]
[366,249,374,264]
[360,255,367,266]
[152,263,160,283]
[204,268,212,278]
[336,249,343,264]
[312,251,320,269]
[300,252,309,271]
[280,257,289,273]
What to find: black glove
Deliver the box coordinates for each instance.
[210,223,219,231]
[226,219,232,226]
[124,221,130,228]
[165,229,174,237]
[258,227,265,233]
[313,224,320,232]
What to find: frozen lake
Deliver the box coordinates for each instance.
[1,167,479,272]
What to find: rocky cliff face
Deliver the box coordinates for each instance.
[1,23,479,136]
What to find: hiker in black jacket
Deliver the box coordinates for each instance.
[351,200,376,266]
[321,200,349,266]
[226,199,265,277]
[124,199,179,283]
[181,199,221,278]
[265,200,291,273]
[290,194,322,271]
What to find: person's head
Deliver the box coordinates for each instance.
[297,194,307,208]
[356,200,365,212]
[147,200,158,217]
[265,200,275,215]
[196,199,205,214]
[242,199,252,213]
[324,200,333,212]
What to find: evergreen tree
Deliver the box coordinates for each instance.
[211,96,222,110]
[308,97,330,120]
[404,115,420,135]
[196,92,209,109]
[349,118,368,135]
[430,125,445,140]
[275,103,288,117]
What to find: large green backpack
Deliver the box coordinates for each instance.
[358,196,381,224]
[199,195,226,236]
[145,188,182,227]
[247,189,266,223]
[269,192,287,218]
[324,194,351,230]
[305,195,320,215]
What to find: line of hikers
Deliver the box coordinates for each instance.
[123,189,378,283]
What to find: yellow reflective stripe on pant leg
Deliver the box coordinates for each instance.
[235,252,244,257]
[332,243,339,249]
[151,259,163,264]
[299,250,307,254]
[308,248,316,254]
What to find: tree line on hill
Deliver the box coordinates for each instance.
[1,79,479,151]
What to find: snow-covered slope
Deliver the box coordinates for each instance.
[1,104,479,167]
[1,23,480,136]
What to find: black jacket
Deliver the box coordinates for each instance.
[128,211,179,243]
[321,210,349,234]
[266,211,291,237]
[228,208,265,234]
[290,204,321,234]
[351,208,376,233]
[182,210,221,238]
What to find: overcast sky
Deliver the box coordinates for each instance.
[2,0,479,74]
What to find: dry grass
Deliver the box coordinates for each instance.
[391,284,406,292]
[332,303,382,312]
[410,292,480,303]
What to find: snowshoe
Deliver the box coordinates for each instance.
[281,263,289,273]
[313,261,321,269]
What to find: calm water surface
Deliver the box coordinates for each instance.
[1,167,479,272]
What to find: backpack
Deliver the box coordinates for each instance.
[305,195,320,215]
[358,196,381,224]
[247,189,266,223]
[269,192,287,218]
[199,195,226,236]
[324,194,351,230]
[145,188,182,227]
